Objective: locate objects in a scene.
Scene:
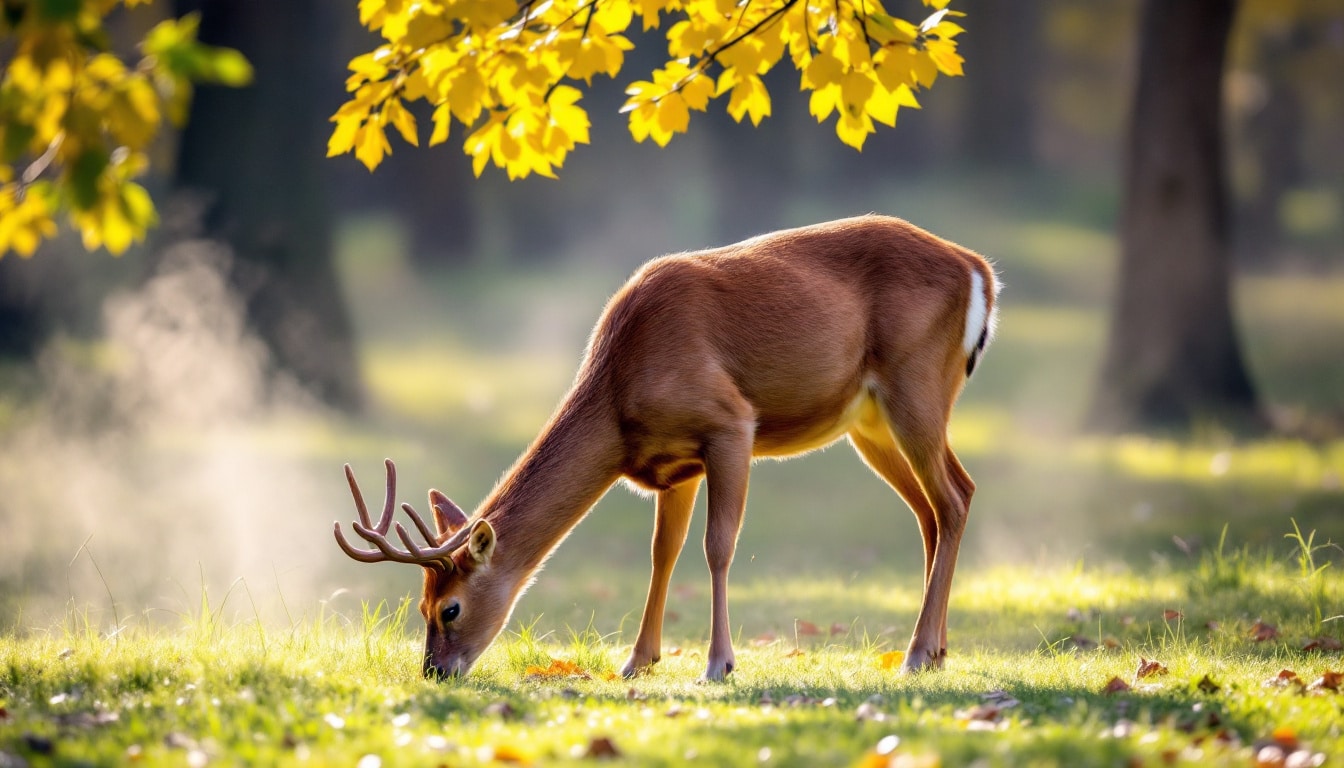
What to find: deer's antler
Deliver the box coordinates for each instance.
[334,459,462,568]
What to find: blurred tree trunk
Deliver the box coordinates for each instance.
[1089,0,1261,431]
[959,0,1038,167]
[175,0,363,409]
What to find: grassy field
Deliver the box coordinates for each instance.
[2,541,1341,767]
[2,178,1342,765]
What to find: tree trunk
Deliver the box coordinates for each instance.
[175,0,363,409]
[1089,0,1261,431]
[958,0,1038,168]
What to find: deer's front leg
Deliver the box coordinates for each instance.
[622,478,700,677]
[701,425,753,682]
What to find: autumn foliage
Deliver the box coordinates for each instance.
[0,1,251,258]
[329,0,965,178]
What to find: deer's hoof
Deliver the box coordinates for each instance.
[698,656,735,683]
[899,646,946,674]
[619,653,659,679]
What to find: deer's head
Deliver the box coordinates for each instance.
[334,460,513,679]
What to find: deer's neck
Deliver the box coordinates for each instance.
[478,384,623,579]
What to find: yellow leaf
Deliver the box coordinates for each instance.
[726,74,770,126]
[680,71,713,111]
[429,103,451,146]
[803,50,843,89]
[354,122,390,171]
[547,85,590,147]
[878,650,905,670]
[835,110,874,150]
[328,116,363,157]
[652,92,689,145]
[445,67,486,125]
[809,83,841,122]
[384,98,418,146]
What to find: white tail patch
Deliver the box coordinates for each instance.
[962,269,989,355]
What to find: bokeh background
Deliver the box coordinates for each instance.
[1,1,1341,638]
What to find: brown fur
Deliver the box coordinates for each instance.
[352,215,997,680]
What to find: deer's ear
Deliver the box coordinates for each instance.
[467,519,496,564]
[429,490,468,536]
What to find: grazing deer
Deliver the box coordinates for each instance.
[335,215,998,681]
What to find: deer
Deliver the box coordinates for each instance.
[335,214,998,682]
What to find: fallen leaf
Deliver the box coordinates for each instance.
[878,650,904,670]
[602,672,619,682]
[1302,636,1343,652]
[1270,725,1299,750]
[1250,620,1280,642]
[1070,634,1098,651]
[480,743,532,765]
[830,622,848,636]
[1102,636,1121,649]
[1135,657,1169,679]
[0,705,7,721]
[795,620,821,637]
[1306,670,1341,692]
[666,647,683,656]
[1196,674,1221,694]
[1163,609,1184,621]
[1264,669,1301,688]
[1102,676,1131,694]
[954,703,1001,723]
[783,647,805,658]
[524,659,591,679]
[584,736,621,759]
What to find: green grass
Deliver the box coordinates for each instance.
[2,549,1341,767]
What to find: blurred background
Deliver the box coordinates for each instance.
[0,0,1341,635]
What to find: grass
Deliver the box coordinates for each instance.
[2,549,1341,767]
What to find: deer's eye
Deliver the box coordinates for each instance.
[441,600,461,624]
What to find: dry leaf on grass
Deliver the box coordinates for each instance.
[795,620,821,637]
[1263,669,1302,688]
[878,650,905,670]
[1302,637,1343,652]
[1102,676,1131,694]
[525,658,592,679]
[783,647,805,658]
[1196,674,1222,694]
[1135,657,1169,680]
[1163,609,1184,621]
[1306,670,1341,693]
[479,743,532,765]
[1250,620,1281,642]
[583,736,621,759]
